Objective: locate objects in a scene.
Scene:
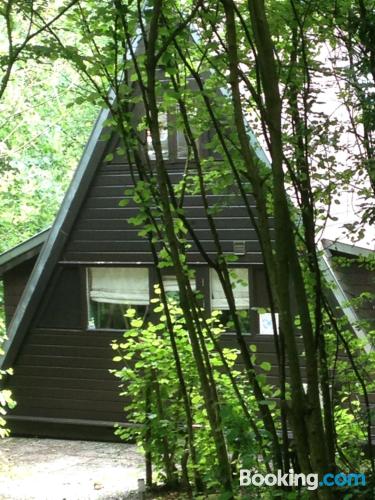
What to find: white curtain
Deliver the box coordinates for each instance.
[210,268,249,309]
[89,267,149,305]
[162,275,196,292]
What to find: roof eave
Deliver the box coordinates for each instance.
[0,229,50,277]
[322,238,375,258]
[319,242,373,354]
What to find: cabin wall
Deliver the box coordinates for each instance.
[7,160,277,439]
[2,257,37,327]
[7,159,373,442]
[8,263,280,440]
[8,264,125,440]
[329,250,375,439]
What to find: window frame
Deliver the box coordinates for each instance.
[209,267,251,334]
[146,108,189,162]
[85,265,200,332]
[85,265,151,332]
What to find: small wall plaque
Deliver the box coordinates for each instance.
[233,240,246,255]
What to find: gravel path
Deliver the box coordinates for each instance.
[0,438,145,500]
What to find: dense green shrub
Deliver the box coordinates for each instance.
[112,288,279,494]
[112,287,373,496]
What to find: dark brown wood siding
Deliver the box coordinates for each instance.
[3,257,36,327]
[10,329,124,420]
[8,331,298,437]
[62,163,268,265]
[6,157,373,442]
[6,261,277,440]
[7,326,126,440]
[33,266,82,330]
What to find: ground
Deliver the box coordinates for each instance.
[0,437,145,499]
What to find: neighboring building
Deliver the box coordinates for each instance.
[321,239,375,342]
[0,101,374,441]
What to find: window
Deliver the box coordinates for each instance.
[87,267,149,329]
[259,312,279,335]
[176,129,188,159]
[147,112,169,160]
[146,109,188,161]
[161,275,196,302]
[210,268,250,332]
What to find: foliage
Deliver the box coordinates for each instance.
[0,0,80,100]
[48,1,374,496]
[112,292,372,495]
[0,3,96,439]
[0,59,97,253]
[0,56,97,376]
[0,0,373,497]
[112,291,277,495]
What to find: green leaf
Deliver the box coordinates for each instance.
[125,308,136,318]
[131,319,143,328]
[260,361,272,372]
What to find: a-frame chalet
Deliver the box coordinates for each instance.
[0,70,374,441]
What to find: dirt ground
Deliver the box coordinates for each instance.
[0,437,145,500]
